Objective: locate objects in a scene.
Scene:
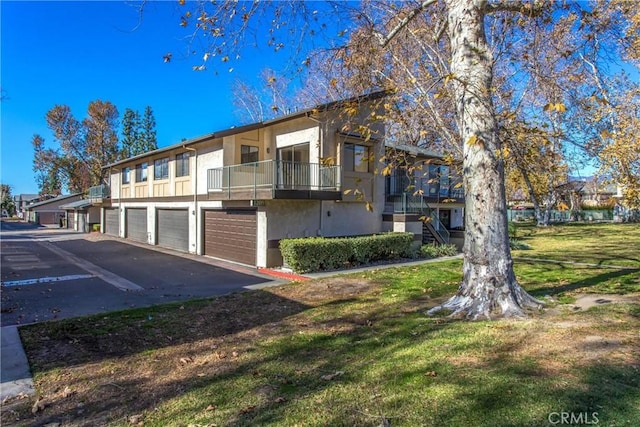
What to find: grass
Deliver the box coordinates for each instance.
[2,223,639,426]
[511,222,640,267]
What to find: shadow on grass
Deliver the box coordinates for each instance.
[529,269,639,297]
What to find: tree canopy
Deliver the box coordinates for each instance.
[32,101,158,195]
[174,0,639,319]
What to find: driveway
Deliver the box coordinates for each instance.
[1,221,277,326]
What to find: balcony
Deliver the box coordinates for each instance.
[207,160,342,201]
[386,173,464,203]
[88,184,110,203]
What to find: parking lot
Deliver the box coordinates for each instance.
[1,221,277,326]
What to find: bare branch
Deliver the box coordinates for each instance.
[485,0,545,15]
[376,0,438,47]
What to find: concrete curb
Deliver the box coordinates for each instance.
[1,326,35,401]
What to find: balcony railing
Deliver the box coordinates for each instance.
[207,160,341,197]
[89,184,110,201]
[386,172,464,201]
[395,193,451,244]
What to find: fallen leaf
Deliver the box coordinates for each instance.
[180,357,194,364]
[128,414,143,424]
[274,396,286,403]
[425,371,437,377]
[240,405,257,414]
[205,404,217,411]
[62,386,74,398]
[32,398,46,414]
[321,371,345,381]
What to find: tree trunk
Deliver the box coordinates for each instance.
[428,0,541,320]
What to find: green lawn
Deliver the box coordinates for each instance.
[511,222,640,267]
[3,223,639,427]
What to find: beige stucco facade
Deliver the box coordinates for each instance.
[100,97,390,267]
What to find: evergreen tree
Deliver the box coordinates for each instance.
[120,108,140,159]
[140,106,158,153]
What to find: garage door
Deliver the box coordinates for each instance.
[37,212,56,225]
[126,208,148,243]
[67,212,75,229]
[204,209,256,265]
[157,209,189,252]
[104,208,120,236]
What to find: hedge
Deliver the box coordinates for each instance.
[279,232,414,273]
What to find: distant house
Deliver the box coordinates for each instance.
[579,176,618,207]
[12,194,41,219]
[25,194,83,226]
[60,199,100,232]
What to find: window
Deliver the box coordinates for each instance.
[135,162,148,182]
[241,145,259,164]
[154,157,169,180]
[344,143,371,173]
[428,165,440,196]
[439,165,450,197]
[176,152,190,177]
[122,167,130,184]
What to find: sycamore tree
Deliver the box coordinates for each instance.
[177,0,638,319]
[33,100,119,193]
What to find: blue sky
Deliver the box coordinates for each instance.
[1,1,284,195]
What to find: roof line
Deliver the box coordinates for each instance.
[103,90,388,169]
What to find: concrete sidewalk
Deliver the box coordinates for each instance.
[1,326,34,401]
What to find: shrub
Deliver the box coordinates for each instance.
[436,244,458,257]
[92,224,101,232]
[280,232,414,273]
[509,238,531,250]
[420,243,458,258]
[420,244,439,258]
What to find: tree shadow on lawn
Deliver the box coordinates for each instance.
[11,287,640,427]
[423,335,640,426]
[517,261,640,297]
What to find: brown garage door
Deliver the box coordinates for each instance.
[204,209,256,265]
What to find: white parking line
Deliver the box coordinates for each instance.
[38,241,145,292]
[2,274,95,287]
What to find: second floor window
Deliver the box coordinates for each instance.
[135,162,148,182]
[241,145,259,164]
[344,143,371,173]
[176,152,190,177]
[122,167,130,184]
[154,157,169,180]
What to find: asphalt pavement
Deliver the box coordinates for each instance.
[0,220,280,401]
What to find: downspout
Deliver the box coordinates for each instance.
[109,166,121,236]
[183,145,198,254]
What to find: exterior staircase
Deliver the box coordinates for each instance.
[391,193,450,245]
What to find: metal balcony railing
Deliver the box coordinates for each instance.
[394,193,451,244]
[207,160,341,195]
[386,172,464,200]
[89,184,110,200]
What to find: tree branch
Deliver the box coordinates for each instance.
[485,0,544,16]
[376,0,438,48]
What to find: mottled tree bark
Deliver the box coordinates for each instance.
[428,0,542,319]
